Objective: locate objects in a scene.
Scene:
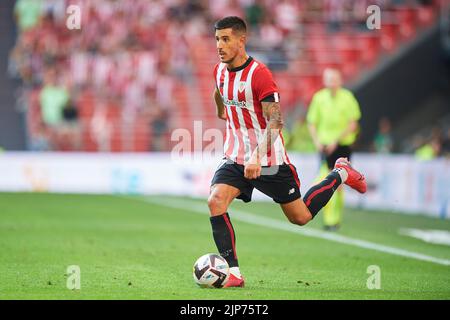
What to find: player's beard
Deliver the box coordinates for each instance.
[223,52,237,64]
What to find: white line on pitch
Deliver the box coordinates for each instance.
[125,196,450,267]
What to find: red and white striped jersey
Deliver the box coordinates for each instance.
[213,57,291,166]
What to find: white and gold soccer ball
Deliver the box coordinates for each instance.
[193,253,230,288]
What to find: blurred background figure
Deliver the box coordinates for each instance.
[29,121,51,151]
[307,68,361,231]
[414,126,443,161]
[373,117,394,153]
[38,68,70,150]
[283,105,316,154]
[14,0,43,32]
[60,97,81,151]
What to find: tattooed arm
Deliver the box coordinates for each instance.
[244,101,284,179]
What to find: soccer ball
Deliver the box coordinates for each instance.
[193,253,230,288]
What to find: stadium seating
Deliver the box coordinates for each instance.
[12,0,440,152]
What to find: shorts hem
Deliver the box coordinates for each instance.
[274,195,302,204]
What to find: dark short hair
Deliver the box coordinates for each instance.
[214,16,247,34]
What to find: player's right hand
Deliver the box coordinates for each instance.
[244,163,261,179]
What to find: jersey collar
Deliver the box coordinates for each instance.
[227,56,253,72]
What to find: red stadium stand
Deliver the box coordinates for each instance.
[13,0,441,152]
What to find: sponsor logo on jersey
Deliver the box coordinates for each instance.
[223,98,247,108]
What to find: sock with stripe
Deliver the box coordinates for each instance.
[304,168,348,218]
[210,212,239,268]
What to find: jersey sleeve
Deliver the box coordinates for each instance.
[252,66,279,102]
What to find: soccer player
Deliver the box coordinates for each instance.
[208,17,366,288]
[307,68,362,231]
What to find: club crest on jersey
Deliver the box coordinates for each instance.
[238,81,246,93]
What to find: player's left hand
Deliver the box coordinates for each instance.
[244,163,262,179]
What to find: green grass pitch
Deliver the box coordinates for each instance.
[0,192,449,300]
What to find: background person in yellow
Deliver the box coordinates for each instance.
[283,107,316,154]
[307,68,361,231]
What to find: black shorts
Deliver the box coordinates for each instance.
[210,158,301,204]
[322,145,352,169]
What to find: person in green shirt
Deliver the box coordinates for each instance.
[307,68,362,231]
[373,117,394,153]
[39,69,70,127]
[415,133,442,161]
[14,0,43,31]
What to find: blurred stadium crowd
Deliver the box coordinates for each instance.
[8,0,449,158]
